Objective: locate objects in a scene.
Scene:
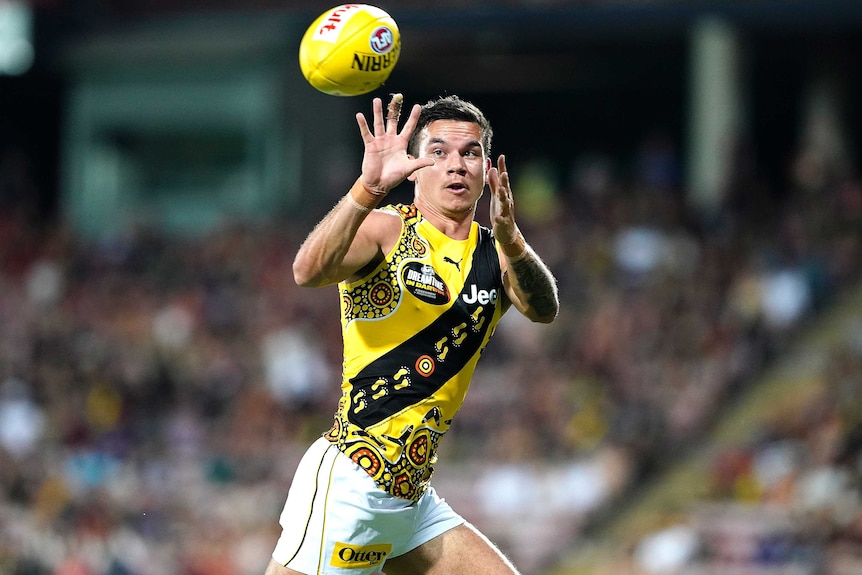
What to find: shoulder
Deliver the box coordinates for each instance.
[360,204,407,253]
[368,204,407,232]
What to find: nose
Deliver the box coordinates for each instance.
[445,154,467,174]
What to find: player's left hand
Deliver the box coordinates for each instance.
[488,154,518,244]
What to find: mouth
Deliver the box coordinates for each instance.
[446,182,468,193]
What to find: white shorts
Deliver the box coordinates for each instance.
[272,437,464,575]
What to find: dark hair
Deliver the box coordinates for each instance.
[407,95,493,158]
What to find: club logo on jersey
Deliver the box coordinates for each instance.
[331,542,391,568]
[402,262,450,305]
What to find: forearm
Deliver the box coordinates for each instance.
[292,179,383,287]
[501,233,559,323]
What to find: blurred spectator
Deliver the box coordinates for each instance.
[0,376,44,458]
[261,323,332,408]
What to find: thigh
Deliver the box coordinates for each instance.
[272,438,438,575]
[264,559,304,575]
[383,523,521,575]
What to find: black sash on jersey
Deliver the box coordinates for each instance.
[348,226,502,429]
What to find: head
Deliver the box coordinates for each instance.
[407,96,494,220]
[407,95,493,159]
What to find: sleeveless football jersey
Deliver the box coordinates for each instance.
[324,204,506,501]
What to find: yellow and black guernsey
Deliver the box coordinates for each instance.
[325,204,507,501]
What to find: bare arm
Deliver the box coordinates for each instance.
[488,155,559,323]
[292,187,398,287]
[499,239,559,323]
[293,94,434,287]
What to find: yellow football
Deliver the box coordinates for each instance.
[299,4,401,97]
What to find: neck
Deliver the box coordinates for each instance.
[414,196,475,240]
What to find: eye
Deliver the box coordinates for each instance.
[431,149,445,157]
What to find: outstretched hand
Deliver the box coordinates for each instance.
[488,155,519,245]
[356,93,434,196]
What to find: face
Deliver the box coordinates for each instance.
[409,120,491,218]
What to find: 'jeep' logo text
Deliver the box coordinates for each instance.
[462,284,498,305]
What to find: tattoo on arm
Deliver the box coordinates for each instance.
[508,251,559,318]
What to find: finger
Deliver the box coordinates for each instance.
[356,112,372,142]
[408,156,436,174]
[386,93,403,131]
[371,97,385,135]
[487,166,499,192]
[499,170,511,196]
[492,161,514,215]
[399,103,423,139]
[495,155,512,198]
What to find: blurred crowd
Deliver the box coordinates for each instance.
[627,334,862,575]
[1,108,861,575]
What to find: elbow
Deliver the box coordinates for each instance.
[534,312,557,324]
[528,291,560,324]
[292,259,322,288]
[510,288,559,324]
[532,306,559,324]
[520,301,559,324]
[293,272,314,288]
